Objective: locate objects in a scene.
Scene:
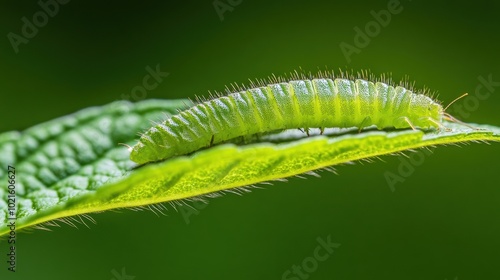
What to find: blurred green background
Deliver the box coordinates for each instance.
[1,0,499,279]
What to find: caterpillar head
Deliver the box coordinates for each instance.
[130,141,149,165]
[130,127,172,165]
[404,94,442,129]
[410,93,470,130]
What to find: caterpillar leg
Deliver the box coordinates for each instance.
[403,117,417,131]
[319,127,324,135]
[427,117,451,132]
[297,128,310,136]
[210,135,215,146]
[358,116,372,133]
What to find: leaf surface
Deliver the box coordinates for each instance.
[1,99,499,236]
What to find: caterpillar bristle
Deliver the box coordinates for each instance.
[197,69,438,103]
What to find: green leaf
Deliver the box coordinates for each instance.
[1,99,499,236]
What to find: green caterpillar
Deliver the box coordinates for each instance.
[130,73,460,165]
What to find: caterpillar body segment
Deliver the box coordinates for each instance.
[130,78,443,164]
